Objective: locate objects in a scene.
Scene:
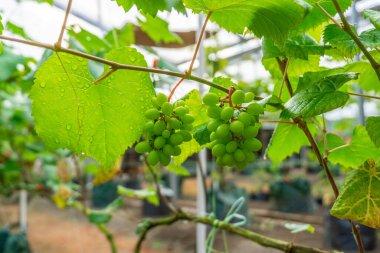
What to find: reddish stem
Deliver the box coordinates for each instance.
[168,77,185,102]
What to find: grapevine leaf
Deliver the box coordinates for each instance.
[104,24,135,48]
[366,117,380,148]
[173,138,202,166]
[345,61,380,92]
[364,10,380,30]
[296,72,358,93]
[359,29,380,48]
[0,16,3,53]
[138,15,182,44]
[30,47,155,169]
[328,126,380,168]
[118,186,159,205]
[6,22,31,40]
[323,24,360,58]
[330,161,380,229]
[258,95,283,112]
[294,0,353,33]
[167,163,190,176]
[68,26,111,55]
[183,0,311,43]
[211,76,237,96]
[114,0,182,16]
[87,198,123,225]
[266,123,317,166]
[281,73,358,118]
[36,0,53,4]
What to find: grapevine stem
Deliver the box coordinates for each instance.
[347,92,380,100]
[56,0,73,49]
[0,35,229,93]
[315,3,344,29]
[278,58,290,98]
[330,0,380,83]
[94,68,117,84]
[276,58,293,97]
[168,77,185,102]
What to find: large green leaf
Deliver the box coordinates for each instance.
[183,0,311,43]
[330,161,380,229]
[114,0,186,16]
[266,123,317,166]
[366,116,380,148]
[281,73,358,118]
[138,15,182,44]
[328,126,380,168]
[30,47,155,168]
[364,10,380,30]
[359,29,380,48]
[296,72,358,93]
[323,24,360,58]
[345,61,380,92]
[294,0,353,33]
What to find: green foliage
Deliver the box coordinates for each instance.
[68,26,111,55]
[104,24,135,48]
[0,47,27,82]
[87,198,124,225]
[281,72,358,118]
[364,9,380,30]
[366,117,380,148]
[211,76,237,96]
[284,223,315,234]
[114,0,186,16]
[5,22,31,40]
[183,0,311,43]
[331,160,380,229]
[323,24,360,58]
[138,15,182,44]
[328,126,380,168]
[266,123,316,166]
[118,185,159,205]
[31,48,155,168]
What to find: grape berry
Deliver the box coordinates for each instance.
[203,90,263,169]
[135,93,194,166]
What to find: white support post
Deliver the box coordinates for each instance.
[19,190,28,232]
[196,14,207,253]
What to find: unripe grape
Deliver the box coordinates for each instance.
[156,93,168,107]
[168,118,182,129]
[226,141,238,153]
[203,93,219,105]
[181,124,193,131]
[144,121,154,132]
[207,106,222,119]
[163,144,174,156]
[162,129,171,138]
[153,120,166,135]
[179,130,192,142]
[216,124,230,138]
[244,92,255,103]
[212,144,226,157]
[147,151,160,166]
[247,103,264,115]
[207,119,221,132]
[244,150,255,163]
[176,100,185,107]
[221,153,234,166]
[170,133,183,146]
[154,136,166,149]
[243,125,259,138]
[181,114,195,124]
[145,108,160,120]
[238,112,252,126]
[220,133,233,144]
[161,102,173,115]
[174,106,187,116]
[231,90,245,105]
[243,138,262,152]
[220,107,234,121]
[158,152,171,166]
[135,141,151,154]
[210,132,217,141]
[173,146,181,156]
[234,149,246,162]
[230,121,244,135]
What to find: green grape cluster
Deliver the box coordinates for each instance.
[203,90,263,169]
[135,93,194,166]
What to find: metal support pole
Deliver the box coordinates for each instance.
[19,190,28,232]
[196,14,207,253]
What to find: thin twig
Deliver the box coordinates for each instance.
[168,77,185,102]
[276,58,294,97]
[98,224,118,253]
[328,143,349,153]
[187,11,212,76]
[56,0,73,49]
[0,35,229,93]
[94,68,117,84]
[259,120,295,125]
[347,92,380,100]
[315,2,344,29]
[322,115,328,162]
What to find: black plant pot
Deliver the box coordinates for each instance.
[142,194,171,217]
[91,181,118,208]
[269,178,317,213]
[324,208,377,251]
